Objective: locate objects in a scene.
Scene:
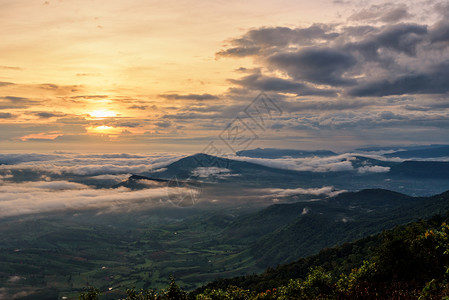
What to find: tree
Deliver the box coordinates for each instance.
[79,287,100,300]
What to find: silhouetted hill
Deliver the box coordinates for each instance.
[386,145,449,158]
[390,161,449,178]
[236,148,336,158]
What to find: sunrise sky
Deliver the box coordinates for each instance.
[1,0,449,153]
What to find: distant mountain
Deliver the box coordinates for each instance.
[249,189,449,267]
[386,145,449,158]
[356,144,449,152]
[236,148,336,158]
[144,153,321,188]
[132,153,449,196]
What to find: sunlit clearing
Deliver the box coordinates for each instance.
[89,109,117,118]
[88,126,122,135]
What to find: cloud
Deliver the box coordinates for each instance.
[88,174,131,182]
[216,24,339,59]
[159,93,219,101]
[0,65,22,70]
[228,72,337,96]
[107,121,143,128]
[0,81,15,87]
[348,23,428,58]
[191,167,232,177]
[267,47,357,86]
[349,3,412,23]
[0,112,15,119]
[128,105,147,110]
[162,112,219,120]
[32,111,66,118]
[155,120,172,128]
[0,153,63,164]
[216,46,260,57]
[0,152,183,176]
[26,180,90,190]
[430,21,449,44]
[434,2,449,19]
[349,61,449,97]
[357,165,390,173]
[262,186,346,198]
[231,154,356,172]
[220,20,448,102]
[0,180,196,218]
[0,96,37,109]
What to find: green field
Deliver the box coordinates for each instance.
[0,210,261,300]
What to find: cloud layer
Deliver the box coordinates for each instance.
[0,180,189,218]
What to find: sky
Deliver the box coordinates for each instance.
[1,0,449,153]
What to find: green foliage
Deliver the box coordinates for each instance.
[122,287,159,300]
[79,287,100,300]
[83,276,188,300]
[337,260,377,292]
[195,286,254,300]
[161,275,188,300]
[196,267,334,300]
[299,267,334,298]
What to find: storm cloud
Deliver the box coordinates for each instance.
[219,14,449,98]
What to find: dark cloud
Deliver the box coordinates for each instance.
[286,110,449,131]
[178,104,225,113]
[284,99,375,112]
[268,47,357,86]
[349,23,428,59]
[220,19,449,99]
[0,82,15,87]
[0,112,14,119]
[0,96,37,109]
[349,61,449,97]
[404,104,432,111]
[155,120,171,128]
[216,46,260,58]
[228,72,337,96]
[55,117,89,125]
[128,105,147,110]
[33,112,66,118]
[111,121,142,128]
[159,93,219,101]
[430,21,449,44]
[216,24,339,58]
[162,112,219,120]
[39,84,59,90]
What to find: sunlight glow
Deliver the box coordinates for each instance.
[89,110,117,118]
[88,126,122,135]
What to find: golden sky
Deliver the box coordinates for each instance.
[1,0,448,152]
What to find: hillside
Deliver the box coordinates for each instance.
[193,212,449,299]
[386,145,449,158]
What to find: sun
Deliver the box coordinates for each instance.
[89,109,117,118]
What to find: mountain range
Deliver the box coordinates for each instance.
[2,146,449,299]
